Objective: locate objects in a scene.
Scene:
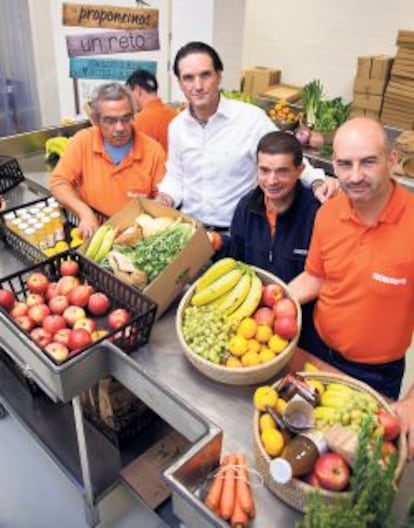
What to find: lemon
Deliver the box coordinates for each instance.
[229,335,248,357]
[226,356,242,368]
[275,398,288,415]
[255,324,273,344]
[54,241,69,253]
[261,428,285,457]
[241,351,261,368]
[253,386,278,411]
[259,413,276,432]
[237,317,257,339]
[268,334,288,353]
[247,338,261,354]
[259,347,276,364]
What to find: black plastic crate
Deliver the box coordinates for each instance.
[0,195,107,265]
[0,156,25,193]
[0,250,158,364]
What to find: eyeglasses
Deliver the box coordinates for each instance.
[100,114,133,126]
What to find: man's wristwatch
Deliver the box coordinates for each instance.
[311,179,325,193]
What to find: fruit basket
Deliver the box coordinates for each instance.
[0,156,25,193]
[176,266,301,385]
[253,371,407,512]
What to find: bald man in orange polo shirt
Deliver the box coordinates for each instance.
[289,117,414,460]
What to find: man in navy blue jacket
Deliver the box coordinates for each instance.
[227,131,320,349]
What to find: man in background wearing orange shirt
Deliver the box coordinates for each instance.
[49,82,165,239]
[289,117,414,459]
[126,69,177,152]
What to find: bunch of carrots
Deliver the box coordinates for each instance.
[204,453,256,528]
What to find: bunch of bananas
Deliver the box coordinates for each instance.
[190,258,263,321]
[85,224,117,263]
[313,382,379,431]
[44,136,70,164]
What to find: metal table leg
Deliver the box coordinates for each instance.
[72,395,100,527]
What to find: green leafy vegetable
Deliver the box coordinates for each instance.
[302,80,324,128]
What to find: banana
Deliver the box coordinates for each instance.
[195,257,237,293]
[190,268,243,306]
[320,392,348,409]
[45,136,70,158]
[85,225,111,260]
[228,273,263,322]
[325,383,353,394]
[217,272,252,315]
[94,226,117,263]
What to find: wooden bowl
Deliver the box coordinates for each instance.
[253,371,407,512]
[176,267,301,385]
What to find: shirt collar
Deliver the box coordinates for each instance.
[92,125,142,160]
[184,93,231,124]
[338,179,408,224]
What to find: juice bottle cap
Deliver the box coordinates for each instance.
[269,457,292,484]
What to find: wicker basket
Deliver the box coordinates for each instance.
[253,371,407,512]
[176,267,301,385]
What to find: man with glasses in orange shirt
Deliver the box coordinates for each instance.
[289,117,414,459]
[50,82,166,239]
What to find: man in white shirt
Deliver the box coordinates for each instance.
[157,41,336,229]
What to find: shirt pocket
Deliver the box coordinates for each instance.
[368,258,413,297]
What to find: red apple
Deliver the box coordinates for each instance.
[73,317,96,334]
[67,284,93,307]
[376,408,400,441]
[262,284,284,308]
[14,315,35,332]
[91,329,109,342]
[314,453,350,492]
[26,272,49,294]
[68,328,92,351]
[60,259,79,277]
[381,441,397,465]
[273,297,297,319]
[0,289,15,312]
[30,327,53,347]
[28,303,50,325]
[10,301,29,318]
[43,314,67,334]
[46,282,59,301]
[253,306,275,327]
[88,292,110,316]
[53,328,71,347]
[44,342,69,362]
[26,293,45,307]
[273,315,298,340]
[56,276,80,296]
[63,306,86,327]
[48,295,69,315]
[108,308,130,330]
[305,471,321,488]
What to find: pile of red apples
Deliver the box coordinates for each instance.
[0,259,130,363]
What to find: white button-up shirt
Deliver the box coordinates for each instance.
[158,96,324,227]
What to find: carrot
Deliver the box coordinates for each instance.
[219,453,237,520]
[230,495,249,528]
[204,455,229,511]
[236,454,255,518]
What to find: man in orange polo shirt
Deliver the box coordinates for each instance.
[289,117,414,459]
[126,69,177,152]
[49,82,166,239]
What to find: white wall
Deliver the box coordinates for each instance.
[242,0,414,101]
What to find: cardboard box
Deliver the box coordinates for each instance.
[357,56,374,79]
[353,93,384,112]
[242,67,281,97]
[262,83,303,102]
[371,56,393,79]
[353,77,388,95]
[80,198,213,317]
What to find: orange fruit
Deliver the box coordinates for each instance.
[255,324,273,343]
[268,334,288,353]
[259,347,276,364]
[229,335,248,357]
[241,351,261,368]
[253,386,278,411]
[247,338,261,354]
[226,356,242,368]
[261,428,285,457]
[237,317,258,339]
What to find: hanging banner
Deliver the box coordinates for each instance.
[66,28,159,57]
[62,3,159,30]
[69,57,157,80]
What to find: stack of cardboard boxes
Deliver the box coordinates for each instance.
[381,31,414,130]
[241,67,281,98]
[351,55,393,119]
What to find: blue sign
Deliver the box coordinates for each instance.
[69,57,157,80]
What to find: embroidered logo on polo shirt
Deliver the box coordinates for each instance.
[293,249,308,256]
[372,272,407,286]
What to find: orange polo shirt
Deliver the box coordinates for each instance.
[306,181,414,364]
[49,125,166,217]
[133,97,177,152]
